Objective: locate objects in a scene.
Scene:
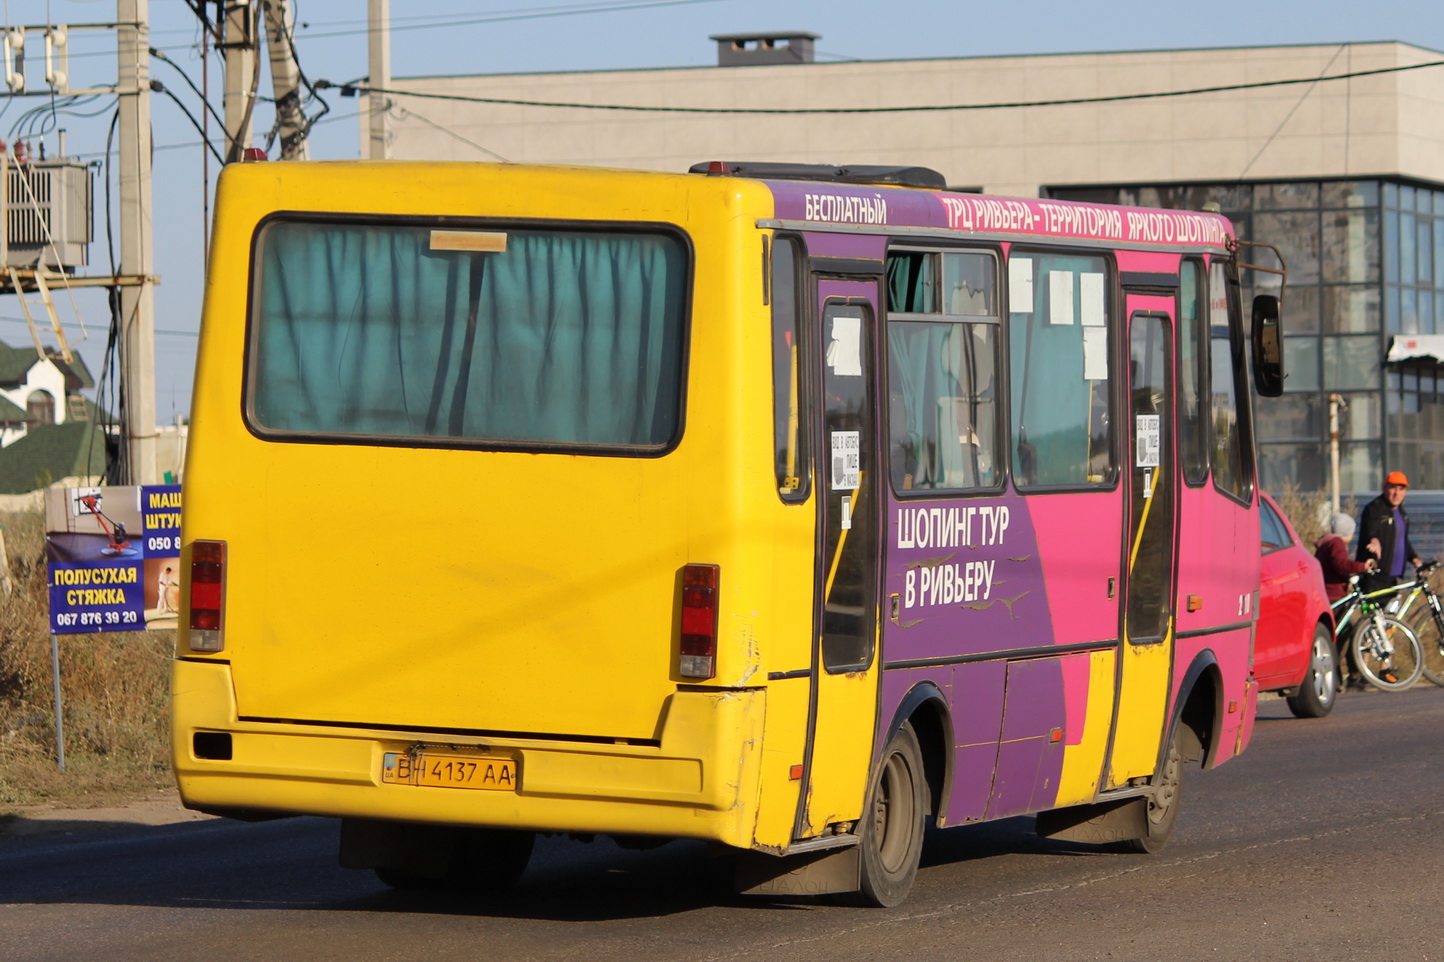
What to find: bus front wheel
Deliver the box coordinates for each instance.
[839,721,926,907]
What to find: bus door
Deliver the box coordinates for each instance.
[1107,300,1177,786]
[797,285,883,839]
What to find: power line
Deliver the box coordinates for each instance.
[326,55,1444,115]
[388,103,508,161]
[150,45,226,131]
[150,0,724,42]
[150,80,224,163]
[0,316,198,337]
[1240,43,1349,180]
[59,108,358,161]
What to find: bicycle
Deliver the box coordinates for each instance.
[1330,575,1424,691]
[1377,560,1444,687]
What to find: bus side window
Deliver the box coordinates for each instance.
[885,250,1001,492]
[1179,260,1209,484]
[1208,258,1252,501]
[771,236,809,500]
[1008,252,1114,488]
[888,322,999,490]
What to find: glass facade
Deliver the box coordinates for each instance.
[1050,179,1444,493]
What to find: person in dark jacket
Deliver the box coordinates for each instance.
[1315,513,1375,602]
[1357,470,1421,595]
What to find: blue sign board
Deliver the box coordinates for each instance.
[44,485,183,635]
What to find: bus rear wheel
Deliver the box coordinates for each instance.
[838,721,926,907]
[1114,722,1190,855]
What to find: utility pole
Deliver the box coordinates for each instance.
[367,0,390,159]
[222,0,257,163]
[261,0,308,160]
[1329,394,1346,516]
[118,0,157,484]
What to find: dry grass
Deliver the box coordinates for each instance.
[1272,481,1356,546]
[0,508,173,809]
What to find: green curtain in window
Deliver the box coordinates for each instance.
[253,223,686,447]
[887,252,935,314]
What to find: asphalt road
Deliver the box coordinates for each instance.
[3,687,1443,962]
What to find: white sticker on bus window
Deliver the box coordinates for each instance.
[1083,327,1108,380]
[826,314,863,377]
[840,497,853,530]
[1048,271,1074,325]
[1136,414,1161,468]
[831,431,861,490]
[1081,272,1105,326]
[1009,258,1034,312]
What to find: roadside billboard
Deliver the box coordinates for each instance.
[44,484,182,634]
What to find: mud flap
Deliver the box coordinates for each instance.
[1035,797,1149,845]
[735,845,861,897]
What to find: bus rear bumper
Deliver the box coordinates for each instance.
[171,659,765,848]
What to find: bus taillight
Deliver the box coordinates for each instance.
[188,540,228,652]
[679,564,720,679]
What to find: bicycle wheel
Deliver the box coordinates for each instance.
[1351,614,1423,691]
[1410,605,1444,687]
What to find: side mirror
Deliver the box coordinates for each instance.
[1251,294,1284,397]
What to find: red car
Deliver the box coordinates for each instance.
[1255,492,1338,717]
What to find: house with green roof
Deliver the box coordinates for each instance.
[0,392,26,424]
[0,337,107,494]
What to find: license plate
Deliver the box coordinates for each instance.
[381,751,517,791]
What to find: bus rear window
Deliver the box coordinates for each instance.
[247,219,689,451]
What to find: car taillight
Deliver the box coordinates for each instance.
[188,539,227,652]
[679,563,720,680]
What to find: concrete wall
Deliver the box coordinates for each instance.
[384,41,1444,197]
[0,475,103,513]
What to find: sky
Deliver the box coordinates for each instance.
[1,0,1442,421]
